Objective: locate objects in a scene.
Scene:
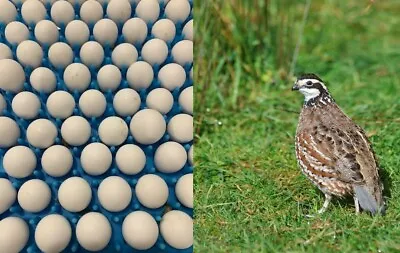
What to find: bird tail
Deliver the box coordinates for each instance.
[353,185,385,215]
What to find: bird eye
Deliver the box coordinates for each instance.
[306,81,313,86]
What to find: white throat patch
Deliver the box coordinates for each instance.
[299,88,320,101]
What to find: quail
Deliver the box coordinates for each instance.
[292,73,385,215]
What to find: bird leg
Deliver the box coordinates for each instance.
[318,194,332,214]
[354,197,360,214]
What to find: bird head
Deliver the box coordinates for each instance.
[292,73,331,103]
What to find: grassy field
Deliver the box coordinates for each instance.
[194,0,400,252]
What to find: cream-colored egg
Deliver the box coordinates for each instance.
[65,20,90,46]
[175,173,193,208]
[34,20,59,46]
[167,114,193,143]
[0,178,16,215]
[126,61,154,90]
[3,146,36,178]
[76,212,112,251]
[188,145,193,165]
[141,38,168,65]
[12,91,41,119]
[136,0,160,23]
[136,174,168,209]
[30,67,57,93]
[0,43,12,60]
[98,176,132,212]
[107,0,131,24]
[98,116,129,146]
[79,89,107,117]
[0,59,25,93]
[80,142,112,175]
[58,177,92,212]
[113,88,141,117]
[80,41,105,68]
[158,63,186,91]
[154,141,187,173]
[0,0,17,24]
[97,64,121,91]
[41,145,73,177]
[0,217,29,253]
[111,43,138,68]
[151,19,176,42]
[80,0,103,24]
[122,211,159,250]
[46,91,75,119]
[0,95,5,115]
[48,42,74,69]
[93,19,118,46]
[5,21,29,45]
[160,210,193,249]
[146,88,173,114]
[182,19,193,41]
[115,144,146,175]
[172,40,193,66]
[64,63,91,92]
[61,116,91,146]
[0,117,20,148]
[51,0,75,25]
[179,86,193,114]
[35,215,72,253]
[21,0,47,25]
[165,0,191,23]
[16,40,43,68]
[129,109,166,144]
[122,17,148,45]
[27,119,58,148]
[18,179,51,212]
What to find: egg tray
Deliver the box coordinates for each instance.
[0,1,193,252]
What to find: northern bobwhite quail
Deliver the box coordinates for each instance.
[292,73,385,215]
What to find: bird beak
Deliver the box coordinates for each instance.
[292,82,300,91]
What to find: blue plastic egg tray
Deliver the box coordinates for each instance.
[0,0,193,252]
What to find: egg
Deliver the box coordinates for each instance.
[27,119,58,148]
[175,173,193,208]
[182,19,193,40]
[141,38,168,65]
[0,95,5,115]
[0,217,29,253]
[158,63,186,90]
[51,0,75,25]
[0,178,16,215]
[135,0,160,23]
[21,0,47,25]
[154,141,187,173]
[111,43,138,68]
[48,42,74,69]
[135,174,168,209]
[64,63,91,92]
[0,117,20,148]
[80,0,103,24]
[79,89,107,117]
[58,177,92,212]
[65,20,90,46]
[115,144,146,175]
[188,145,193,165]
[165,0,191,23]
[151,19,176,42]
[146,88,174,114]
[3,146,36,178]
[93,19,118,46]
[167,114,193,143]
[122,18,148,45]
[16,40,44,68]
[18,179,51,212]
[76,212,112,251]
[0,43,12,60]
[35,215,72,253]
[4,21,30,45]
[98,176,132,212]
[179,86,193,114]
[12,91,41,119]
[46,91,76,119]
[80,41,105,68]
[107,0,131,24]
[122,211,159,250]
[126,61,154,90]
[113,88,141,117]
[61,116,91,146]
[160,210,193,249]
[80,142,112,175]
[34,20,59,46]
[0,59,25,93]
[0,0,17,24]
[129,109,166,145]
[41,145,73,177]
[30,67,57,93]
[98,116,129,146]
[172,40,193,66]
[97,64,122,91]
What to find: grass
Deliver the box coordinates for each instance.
[194,0,400,252]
